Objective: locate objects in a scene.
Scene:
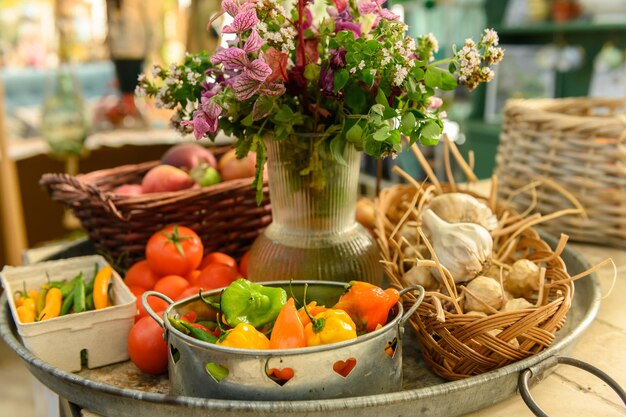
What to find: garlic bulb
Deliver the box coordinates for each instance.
[403,265,439,291]
[397,221,419,245]
[504,259,540,298]
[501,297,534,312]
[463,276,504,314]
[421,209,493,283]
[425,193,498,231]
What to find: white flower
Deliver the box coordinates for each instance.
[481,28,499,46]
[393,64,408,86]
[358,60,366,70]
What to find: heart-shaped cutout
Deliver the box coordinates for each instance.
[333,357,357,377]
[205,362,229,382]
[267,367,294,386]
[170,345,180,363]
[385,337,398,358]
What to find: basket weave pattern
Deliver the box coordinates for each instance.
[376,183,574,380]
[496,98,626,247]
[40,157,271,270]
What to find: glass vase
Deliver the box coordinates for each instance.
[247,135,382,284]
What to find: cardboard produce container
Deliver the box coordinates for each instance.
[1,255,136,372]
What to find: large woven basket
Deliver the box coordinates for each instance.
[40,150,271,270]
[495,98,626,247]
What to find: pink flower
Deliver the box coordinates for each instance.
[182,97,222,138]
[222,9,259,34]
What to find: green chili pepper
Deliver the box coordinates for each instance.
[36,286,49,316]
[73,276,86,314]
[85,292,94,311]
[60,291,75,316]
[168,316,190,334]
[219,279,287,329]
[180,321,218,343]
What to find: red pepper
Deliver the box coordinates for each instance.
[332,281,400,332]
[180,311,198,323]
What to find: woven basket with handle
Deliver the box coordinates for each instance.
[40,150,271,270]
[495,98,626,247]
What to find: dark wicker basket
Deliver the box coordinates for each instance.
[40,154,271,271]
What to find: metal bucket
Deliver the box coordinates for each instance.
[143,281,424,401]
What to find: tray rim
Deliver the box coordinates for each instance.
[0,241,602,415]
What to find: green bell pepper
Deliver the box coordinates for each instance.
[220,279,287,329]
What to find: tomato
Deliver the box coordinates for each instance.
[146,225,203,277]
[153,275,190,300]
[239,250,251,278]
[124,260,160,290]
[175,285,201,301]
[199,252,238,271]
[127,285,146,317]
[197,263,241,290]
[128,313,168,374]
[186,270,202,287]
[137,293,169,322]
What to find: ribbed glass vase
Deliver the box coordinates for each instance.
[247,135,382,284]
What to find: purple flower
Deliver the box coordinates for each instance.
[318,64,335,98]
[330,47,347,69]
[335,20,361,38]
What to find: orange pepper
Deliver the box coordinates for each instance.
[38,287,62,321]
[332,281,400,332]
[93,266,113,310]
[297,301,328,328]
[270,298,306,349]
[16,305,36,323]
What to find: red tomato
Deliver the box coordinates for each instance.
[153,275,190,300]
[239,250,251,278]
[136,293,169,322]
[128,313,168,374]
[145,225,203,277]
[199,252,238,271]
[124,260,160,290]
[186,270,202,287]
[127,285,147,317]
[175,286,201,301]
[197,263,241,290]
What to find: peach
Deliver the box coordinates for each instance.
[141,165,194,193]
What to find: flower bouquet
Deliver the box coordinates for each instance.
[138,0,503,282]
[139,0,502,199]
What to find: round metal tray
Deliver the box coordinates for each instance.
[0,240,601,417]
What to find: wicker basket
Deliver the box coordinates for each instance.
[495,98,626,247]
[376,182,574,380]
[40,151,271,270]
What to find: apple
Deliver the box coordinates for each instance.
[113,184,144,196]
[161,143,217,170]
[219,149,257,181]
[190,164,221,187]
[141,165,195,193]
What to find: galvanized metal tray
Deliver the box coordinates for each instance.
[0,241,602,417]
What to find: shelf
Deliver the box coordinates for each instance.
[496,21,626,37]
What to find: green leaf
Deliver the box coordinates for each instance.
[273,105,294,123]
[252,96,275,121]
[376,89,388,106]
[370,104,385,116]
[424,67,442,89]
[329,135,347,165]
[420,119,442,140]
[400,112,416,135]
[346,123,363,144]
[448,62,457,73]
[304,64,320,81]
[344,84,367,113]
[334,69,349,92]
[412,68,425,81]
[388,129,401,145]
[364,138,383,156]
[359,70,375,87]
[440,70,458,90]
[383,107,397,120]
[241,112,254,127]
[364,40,380,55]
[373,125,390,141]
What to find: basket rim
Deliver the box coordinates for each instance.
[504,97,626,126]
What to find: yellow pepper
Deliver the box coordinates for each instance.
[16,305,36,323]
[93,266,113,310]
[304,309,357,347]
[216,323,270,350]
[38,287,62,321]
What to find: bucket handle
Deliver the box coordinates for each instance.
[518,356,626,416]
[398,285,425,325]
[142,291,174,329]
